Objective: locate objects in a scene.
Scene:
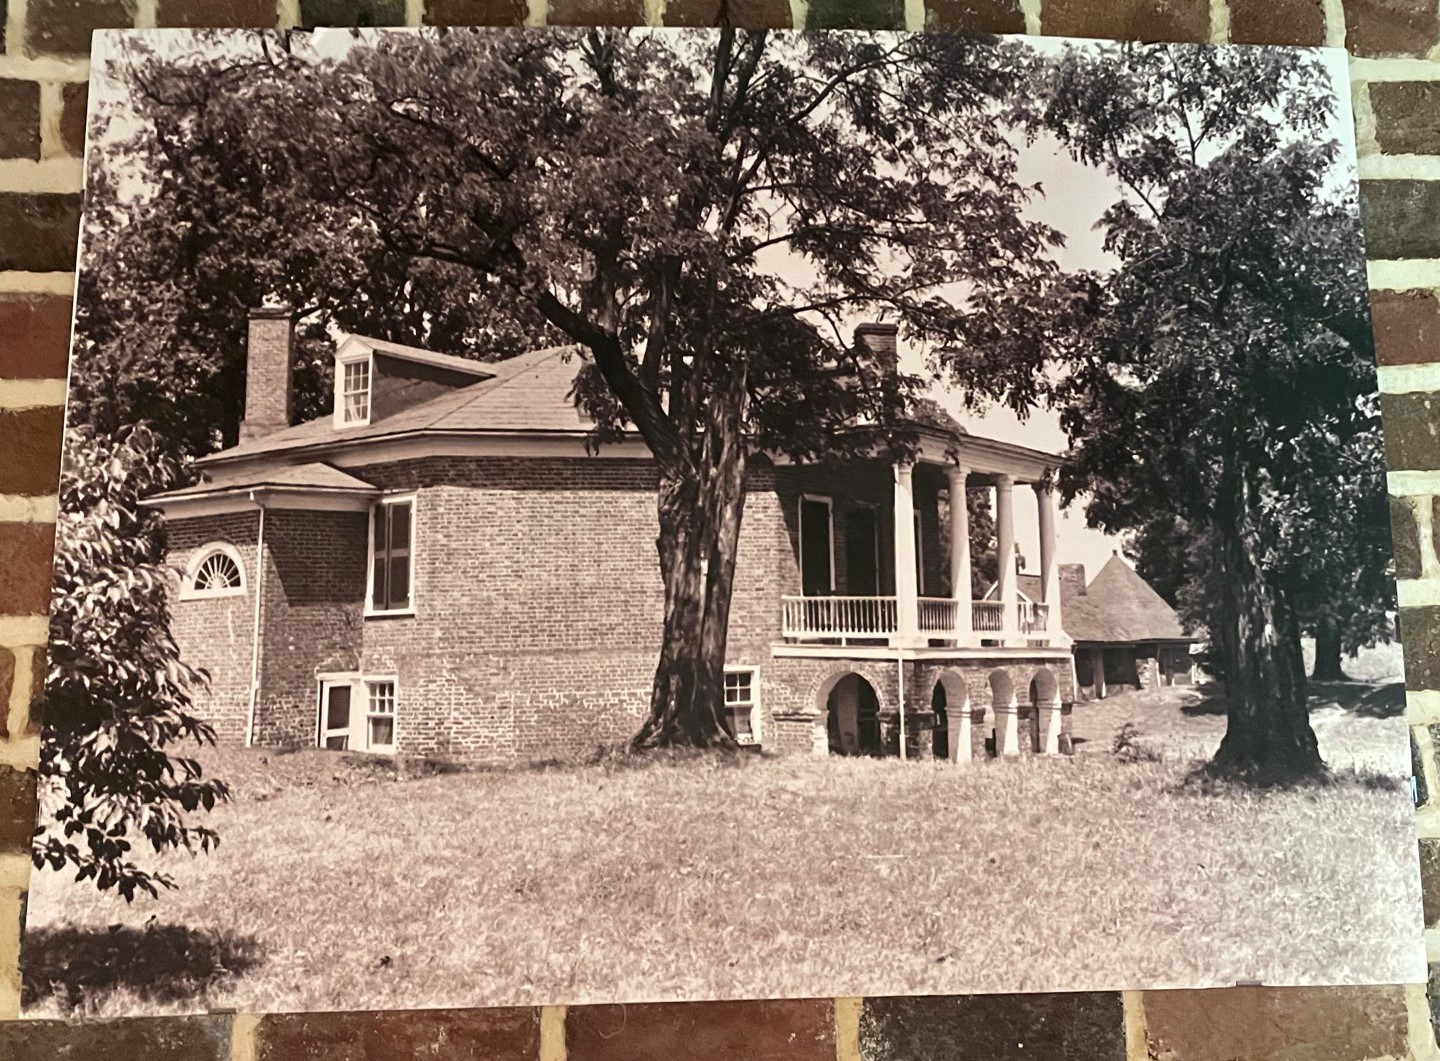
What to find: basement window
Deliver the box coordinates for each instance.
[723,666,762,746]
[317,675,398,755]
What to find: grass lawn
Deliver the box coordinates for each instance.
[23,684,1425,1017]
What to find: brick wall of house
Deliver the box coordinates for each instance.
[1,0,1438,1055]
[167,512,263,742]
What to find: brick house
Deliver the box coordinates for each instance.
[146,306,1077,763]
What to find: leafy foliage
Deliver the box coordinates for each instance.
[35,424,229,900]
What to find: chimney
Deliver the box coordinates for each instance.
[1059,563,1087,595]
[240,302,295,442]
[854,322,898,370]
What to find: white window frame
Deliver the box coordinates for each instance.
[334,351,374,428]
[798,494,835,595]
[365,493,417,618]
[180,541,247,600]
[315,672,399,755]
[723,665,762,746]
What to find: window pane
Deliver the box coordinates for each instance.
[324,734,349,751]
[389,556,410,609]
[373,507,386,552]
[369,715,394,748]
[372,556,387,609]
[389,502,412,550]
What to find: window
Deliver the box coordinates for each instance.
[723,667,761,745]
[368,496,414,615]
[366,681,397,752]
[181,542,246,600]
[317,675,397,754]
[341,358,371,425]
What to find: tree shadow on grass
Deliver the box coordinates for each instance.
[22,922,265,1014]
[1178,681,1405,720]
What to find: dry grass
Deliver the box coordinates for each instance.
[23,687,1424,1018]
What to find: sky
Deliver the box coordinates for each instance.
[86,30,1358,584]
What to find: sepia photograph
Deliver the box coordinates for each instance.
[22,25,1424,1016]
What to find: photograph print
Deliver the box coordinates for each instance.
[24,25,1424,1016]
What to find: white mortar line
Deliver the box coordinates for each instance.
[1122,991,1148,1061]
[1409,981,1440,1061]
[0,495,56,522]
[1396,578,1440,608]
[1408,689,1440,725]
[644,0,665,26]
[0,158,84,194]
[1391,471,1440,496]
[132,0,158,28]
[1413,493,1440,579]
[1372,261,1440,290]
[1380,363,1440,394]
[3,0,26,59]
[276,0,301,29]
[0,618,47,646]
[0,272,74,295]
[1322,0,1345,47]
[229,1013,260,1061]
[1351,80,1381,160]
[0,379,65,408]
[1362,154,1440,180]
[1416,723,1440,811]
[1351,57,1440,82]
[1207,0,1229,45]
[405,0,426,26]
[903,0,924,31]
[37,82,65,161]
[1018,0,1041,36]
[524,0,547,27]
[0,736,40,770]
[0,55,89,82]
[5,644,35,747]
[834,998,862,1061]
[0,855,28,893]
[538,1006,567,1061]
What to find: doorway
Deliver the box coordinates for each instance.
[845,505,880,596]
[800,495,834,597]
[826,673,882,756]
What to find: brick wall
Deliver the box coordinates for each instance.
[1,0,1438,1057]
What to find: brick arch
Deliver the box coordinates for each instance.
[808,665,891,717]
[987,668,1016,706]
[1029,666,1060,704]
[931,669,972,713]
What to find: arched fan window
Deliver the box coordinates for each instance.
[182,542,247,600]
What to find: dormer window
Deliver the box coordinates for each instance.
[340,357,372,426]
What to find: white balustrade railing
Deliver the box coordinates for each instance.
[781,595,897,640]
[1018,600,1050,634]
[917,596,959,634]
[972,601,1005,632]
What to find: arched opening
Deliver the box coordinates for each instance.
[826,673,882,757]
[1030,667,1064,755]
[931,682,949,761]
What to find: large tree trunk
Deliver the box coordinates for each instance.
[1209,470,1324,781]
[631,366,750,749]
[1311,611,1349,681]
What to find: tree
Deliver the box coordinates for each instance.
[35,424,230,899]
[1041,43,1387,779]
[105,29,1070,748]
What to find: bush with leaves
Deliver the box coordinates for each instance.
[34,423,230,900]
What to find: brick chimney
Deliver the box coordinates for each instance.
[1059,563,1087,596]
[854,322,898,370]
[240,302,295,442]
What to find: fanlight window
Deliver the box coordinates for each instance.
[182,543,246,600]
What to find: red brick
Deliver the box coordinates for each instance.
[547,0,645,22]
[1040,0,1210,39]
[567,1000,835,1061]
[0,523,57,617]
[256,1008,541,1060]
[1391,495,1422,580]
[861,993,1125,1061]
[1227,0,1325,44]
[28,644,47,735]
[662,0,792,26]
[0,80,41,160]
[0,767,37,854]
[0,407,64,496]
[1372,289,1440,366]
[23,0,136,55]
[1371,83,1440,156]
[424,0,526,22]
[0,194,82,272]
[0,295,74,379]
[805,0,901,27]
[1382,392,1440,470]
[156,0,276,25]
[1142,986,1410,1061]
[0,1017,231,1059]
[925,0,1024,32]
[59,81,88,156]
[1343,0,1440,56]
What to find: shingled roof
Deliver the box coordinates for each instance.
[1061,554,1192,644]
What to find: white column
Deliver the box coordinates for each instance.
[1042,695,1063,754]
[994,474,1017,644]
[893,461,920,647]
[1034,482,1062,637]
[996,689,1020,757]
[948,464,972,643]
[951,691,972,765]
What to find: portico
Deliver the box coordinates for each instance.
[780,434,1070,652]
